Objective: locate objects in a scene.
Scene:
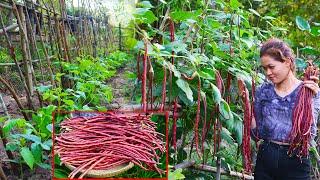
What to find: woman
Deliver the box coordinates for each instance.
[251,38,320,180]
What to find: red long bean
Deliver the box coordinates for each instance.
[288,64,319,158]
[238,79,252,173]
[215,71,224,159]
[142,41,148,112]
[194,78,201,157]
[201,94,207,157]
[170,19,175,64]
[215,71,224,96]
[226,72,232,104]
[55,113,165,178]
[137,54,141,80]
[160,66,167,111]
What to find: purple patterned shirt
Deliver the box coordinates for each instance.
[252,82,320,142]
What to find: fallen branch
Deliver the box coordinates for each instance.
[173,161,195,170]
[193,164,254,180]
[0,2,12,9]
[158,7,170,32]
[106,103,181,117]
[0,93,9,118]
[0,164,7,180]
[0,56,54,66]
[0,76,29,120]
[0,24,18,35]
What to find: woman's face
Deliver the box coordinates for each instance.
[261,55,291,84]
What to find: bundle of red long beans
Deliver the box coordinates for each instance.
[55,112,165,179]
[237,79,252,173]
[288,64,319,158]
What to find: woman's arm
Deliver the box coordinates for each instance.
[251,85,263,140]
[251,116,257,129]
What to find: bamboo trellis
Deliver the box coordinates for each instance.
[0,0,124,117]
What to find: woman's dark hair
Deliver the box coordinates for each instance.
[260,38,296,72]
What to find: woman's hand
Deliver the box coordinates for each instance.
[251,116,257,129]
[303,75,319,95]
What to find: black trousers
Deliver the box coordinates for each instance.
[254,141,311,180]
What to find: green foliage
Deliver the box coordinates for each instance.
[0,105,54,170]
[135,0,319,177]
[169,167,185,180]
[39,52,131,111]
[176,79,194,102]
[133,0,284,176]
[134,2,158,24]
[105,50,134,69]
[217,143,243,172]
[242,0,319,61]
[20,147,35,169]
[0,48,10,63]
[296,16,311,31]
[0,48,10,74]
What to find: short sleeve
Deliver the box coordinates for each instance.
[254,86,263,125]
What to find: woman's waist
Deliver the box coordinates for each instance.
[261,139,291,150]
[269,140,290,146]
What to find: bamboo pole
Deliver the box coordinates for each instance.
[0,92,14,163]
[16,4,36,111]
[24,2,45,80]
[0,164,7,180]
[83,17,89,54]
[118,23,122,51]
[0,24,18,35]
[0,57,53,66]
[0,93,9,118]
[71,0,80,57]
[104,16,108,52]
[10,2,34,98]
[96,19,101,54]
[58,0,71,62]
[0,76,29,120]
[78,0,84,55]
[24,5,46,92]
[0,9,34,111]
[41,4,55,56]
[33,8,55,86]
[92,18,97,57]
[51,4,64,60]
[0,2,12,9]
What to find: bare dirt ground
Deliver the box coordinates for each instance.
[108,65,134,106]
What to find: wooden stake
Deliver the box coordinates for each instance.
[33,9,55,86]
[0,76,29,121]
[0,163,7,180]
[11,3,34,98]
[0,93,15,161]
[193,164,254,179]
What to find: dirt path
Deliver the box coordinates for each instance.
[107,64,135,107]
